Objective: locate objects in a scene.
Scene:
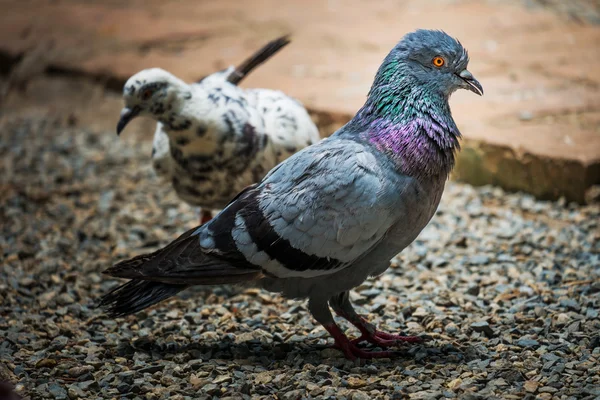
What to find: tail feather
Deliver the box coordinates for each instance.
[97,225,263,317]
[226,35,291,85]
[103,226,262,284]
[97,280,187,317]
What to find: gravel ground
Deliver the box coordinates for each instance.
[1,110,599,400]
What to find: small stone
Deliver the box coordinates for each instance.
[282,390,304,400]
[202,384,220,395]
[538,386,558,393]
[447,378,462,390]
[117,383,131,394]
[117,370,136,384]
[583,385,600,396]
[412,307,428,317]
[541,353,560,363]
[445,323,459,335]
[190,374,209,389]
[465,285,480,296]
[36,358,57,369]
[67,384,86,399]
[517,338,539,348]
[255,371,273,384]
[78,380,100,391]
[359,288,381,298]
[48,382,67,399]
[555,313,571,326]
[470,321,494,337]
[49,336,69,351]
[523,380,539,393]
[351,391,371,400]
[38,290,57,308]
[56,292,75,306]
[213,375,231,384]
[559,299,581,312]
[347,377,367,389]
[67,365,94,378]
[468,255,490,265]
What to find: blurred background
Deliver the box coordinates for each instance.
[1,0,599,203]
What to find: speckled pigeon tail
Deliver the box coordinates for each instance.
[226,35,291,85]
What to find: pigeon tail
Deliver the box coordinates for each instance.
[97,226,264,316]
[97,280,187,317]
[226,35,291,85]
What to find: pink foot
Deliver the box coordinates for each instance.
[351,330,424,347]
[324,324,401,360]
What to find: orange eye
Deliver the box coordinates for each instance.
[141,89,152,100]
[432,56,445,67]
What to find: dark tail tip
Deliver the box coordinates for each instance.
[97,280,187,318]
[227,34,292,85]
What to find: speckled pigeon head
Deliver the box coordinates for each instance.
[372,29,483,98]
[117,68,190,135]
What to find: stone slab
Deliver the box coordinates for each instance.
[1,0,599,202]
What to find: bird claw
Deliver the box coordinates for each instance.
[325,323,420,360]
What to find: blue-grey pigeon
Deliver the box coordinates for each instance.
[99,29,483,360]
[116,36,320,224]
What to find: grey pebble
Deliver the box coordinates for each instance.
[351,391,371,400]
[560,299,581,312]
[445,323,459,335]
[470,321,494,337]
[517,338,540,348]
[67,384,86,399]
[48,382,67,399]
[468,255,490,265]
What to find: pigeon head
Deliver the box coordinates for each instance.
[117,68,189,135]
[353,30,483,179]
[370,29,483,101]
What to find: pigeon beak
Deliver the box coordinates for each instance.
[116,106,141,136]
[458,70,484,96]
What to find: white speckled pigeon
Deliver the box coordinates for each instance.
[116,36,321,224]
[99,29,483,360]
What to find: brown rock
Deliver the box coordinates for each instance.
[35,358,57,369]
[523,380,539,393]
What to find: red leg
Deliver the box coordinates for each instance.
[324,323,400,360]
[329,292,424,348]
[200,210,212,225]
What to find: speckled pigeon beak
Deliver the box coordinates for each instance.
[116,106,141,136]
[458,70,483,96]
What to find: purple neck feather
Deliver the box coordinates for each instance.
[366,115,460,179]
[352,87,462,179]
